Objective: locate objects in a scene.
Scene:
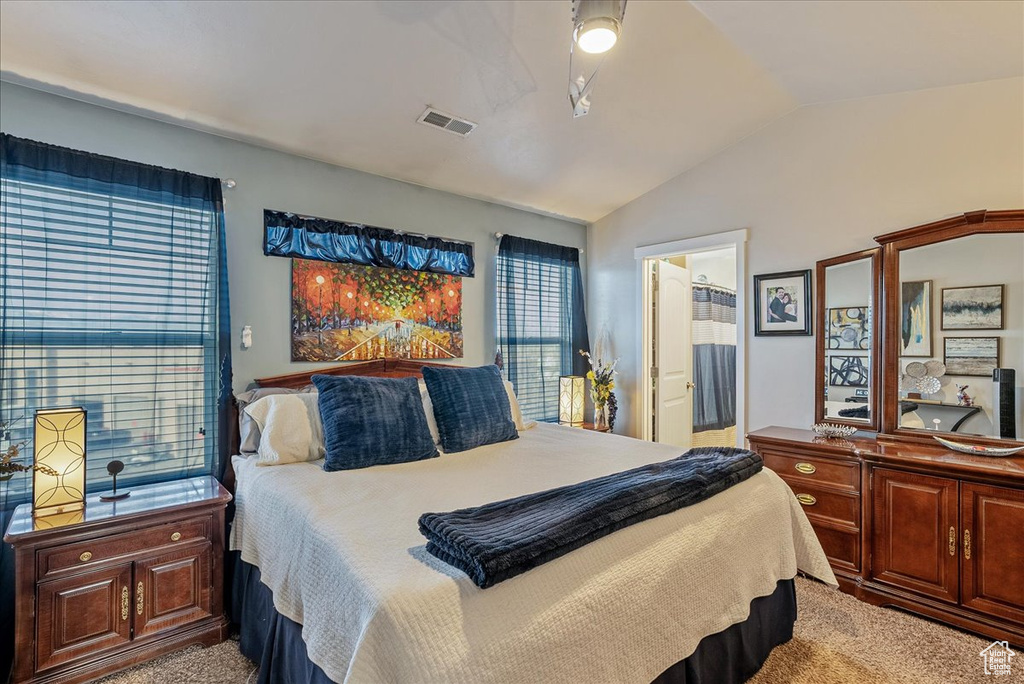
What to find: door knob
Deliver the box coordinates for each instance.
[686,381,695,390]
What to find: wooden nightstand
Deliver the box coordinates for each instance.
[581,422,611,433]
[4,476,232,684]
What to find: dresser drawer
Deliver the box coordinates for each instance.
[38,516,212,580]
[778,476,861,527]
[810,520,861,572]
[762,448,860,492]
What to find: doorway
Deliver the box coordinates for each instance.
[637,230,748,448]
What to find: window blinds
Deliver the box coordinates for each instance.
[497,235,590,422]
[0,136,225,501]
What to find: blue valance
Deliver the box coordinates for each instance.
[263,209,475,277]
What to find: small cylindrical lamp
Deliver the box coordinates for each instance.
[33,407,87,518]
[559,376,586,427]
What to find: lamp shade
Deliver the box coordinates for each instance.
[559,376,586,426]
[33,407,87,518]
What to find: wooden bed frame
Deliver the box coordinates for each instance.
[252,358,452,388]
[224,359,459,490]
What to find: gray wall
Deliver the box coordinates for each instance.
[0,82,587,391]
[587,77,1024,437]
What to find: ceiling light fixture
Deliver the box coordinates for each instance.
[568,0,627,118]
[574,15,620,54]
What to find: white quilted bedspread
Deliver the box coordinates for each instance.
[230,424,836,684]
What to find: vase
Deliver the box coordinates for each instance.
[594,403,609,431]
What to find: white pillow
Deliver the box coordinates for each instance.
[243,393,325,466]
[504,380,535,431]
[418,381,443,449]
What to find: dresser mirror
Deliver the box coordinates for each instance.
[815,248,881,431]
[878,210,1024,445]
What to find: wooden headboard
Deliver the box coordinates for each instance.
[253,358,454,389]
[223,359,460,491]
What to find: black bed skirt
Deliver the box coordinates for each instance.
[230,552,796,684]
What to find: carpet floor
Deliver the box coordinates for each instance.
[95,577,1005,684]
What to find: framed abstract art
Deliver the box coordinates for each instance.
[941,284,1004,330]
[943,336,1000,377]
[827,306,871,350]
[899,280,932,357]
[829,355,870,387]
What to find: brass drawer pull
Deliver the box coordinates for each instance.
[964,529,971,560]
[948,526,956,556]
[137,581,144,616]
[794,462,817,475]
[796,493,817,506]
[171,532,182,542]
[79,551,93,562]
[121,586,129,621]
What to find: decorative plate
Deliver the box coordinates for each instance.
[933,436,1024,457]
[917,376,942,395]
[924,360,947,378]
[905,361,927,379]
[900,373,917,392]
[812,423,858,439]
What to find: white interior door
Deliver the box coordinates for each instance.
[655,261,693,448]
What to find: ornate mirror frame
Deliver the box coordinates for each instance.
[814,247,882,432]
[875,209,1024,447]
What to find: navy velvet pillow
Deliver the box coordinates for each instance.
[421,365,518,453]
[312,375,438,471]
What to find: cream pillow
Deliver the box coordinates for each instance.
[504,380,535,431]
[419,381,443,449]
[244,393,325,466]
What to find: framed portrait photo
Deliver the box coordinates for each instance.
[754,269,812,336]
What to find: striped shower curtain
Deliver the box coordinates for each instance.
[691,285,737,448]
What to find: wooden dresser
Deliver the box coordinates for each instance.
[748,427,871,593]
[3,476,232,684]
[748,427,1024,647]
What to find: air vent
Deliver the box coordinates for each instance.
[417,107,477,137]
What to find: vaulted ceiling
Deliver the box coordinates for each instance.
[2,1,1021,223]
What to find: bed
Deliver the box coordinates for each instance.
[227,361,835,684]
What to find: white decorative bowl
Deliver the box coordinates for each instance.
[905,362,927,379]
[933,436,1024,457]
[812,423,858,439]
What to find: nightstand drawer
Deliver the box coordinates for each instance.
[38,516,212,579]
[762,448,860,492]
[778,476,860,527]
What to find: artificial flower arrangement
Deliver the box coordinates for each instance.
[580,350,619,431]
[0,417,57,481]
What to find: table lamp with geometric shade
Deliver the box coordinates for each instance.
[33,407,87,518]
[558,376,586,427]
